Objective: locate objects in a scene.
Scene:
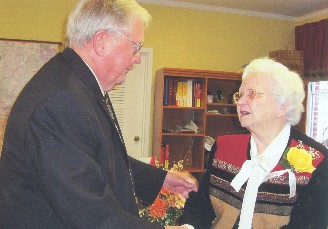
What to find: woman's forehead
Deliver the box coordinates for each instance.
[241,72,276,88]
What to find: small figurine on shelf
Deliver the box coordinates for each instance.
[207,88,226,103]
[207,89,216,103]
[214,88,225,103]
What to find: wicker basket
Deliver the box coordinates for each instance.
[269,47,304,75]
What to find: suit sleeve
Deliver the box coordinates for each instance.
[130,157,167,204]
[179,143,216,229]
[26,92,163,229]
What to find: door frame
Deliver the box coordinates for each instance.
[138,48,153,157]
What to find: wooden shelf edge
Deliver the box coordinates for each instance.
[207,103,237,107]
[206,113,238,117]
[163,106,205,110]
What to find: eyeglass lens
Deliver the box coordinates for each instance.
[112,29,143,55]
[233,89,262,103]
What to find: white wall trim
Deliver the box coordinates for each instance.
[139,48,153,157]
[297,8,328,22]
[137,0,328,22]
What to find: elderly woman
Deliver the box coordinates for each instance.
[180,58,328,229]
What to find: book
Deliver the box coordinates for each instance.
[192,81,196,107]
[177,81,183,106]
[187,80,193,107]
[160,143,165,166]
[182,81,187,107]
[150,155,156,166]
[168,78,174,105]
[163,77,169,106]
[196,82,201,107]
[164,143,170,170]
[173,79,178,106]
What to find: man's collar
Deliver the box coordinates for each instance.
[82,59,105,96]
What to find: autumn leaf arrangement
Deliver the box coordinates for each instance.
[138,160,186,226]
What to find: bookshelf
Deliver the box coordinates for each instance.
[153,68,245,172]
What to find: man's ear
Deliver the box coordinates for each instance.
[92,30,111,56]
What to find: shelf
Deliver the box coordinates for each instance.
[207,103,236,107]
[163,106,205,110]
[206,113,238,117]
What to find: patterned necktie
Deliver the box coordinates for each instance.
[104,92,124,143]
[104,92,115,121]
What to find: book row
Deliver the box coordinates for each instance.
[163,78,202,107]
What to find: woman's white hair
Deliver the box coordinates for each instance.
[242,57,305,126]
[65,0,151,48]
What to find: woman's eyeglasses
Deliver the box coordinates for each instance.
[233,89,266,103]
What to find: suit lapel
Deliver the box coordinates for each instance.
[61,48,126,148]
[60,48,134,190]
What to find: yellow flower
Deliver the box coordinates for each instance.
[287,147,316,173]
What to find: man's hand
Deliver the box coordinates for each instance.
[163,171,198,199]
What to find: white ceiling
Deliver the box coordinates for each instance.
[138,0,328,20]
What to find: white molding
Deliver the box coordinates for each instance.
[139,48,153,157]
[297,8,328,22]
[137,0,328,22]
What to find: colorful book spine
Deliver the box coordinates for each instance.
[187,80,193,107]
[182,81,187,107]
[163,77,169,106]
[168,78,174,105]
[160,143,165,166]
[173,79,178,106]
[193,81,196,107]
[196,82,201,107]
[164,143,170,170]
[177,81,183,106]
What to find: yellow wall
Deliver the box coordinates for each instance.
[145,4,296,73]
[1,1,327,72]
[0,0,299,73]
[1,1,327,73]
[0,0,78,43]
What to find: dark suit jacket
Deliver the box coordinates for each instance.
[0,48,166,229]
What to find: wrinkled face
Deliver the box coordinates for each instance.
[236,72,286,132]
[95,18,144,91]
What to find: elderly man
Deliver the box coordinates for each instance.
[0,0,197,228]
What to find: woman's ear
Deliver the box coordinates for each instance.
[92,30,111,56]
[277,103,287,117]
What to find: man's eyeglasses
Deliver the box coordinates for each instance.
[112,29,143,55]
[233,89,266,103]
